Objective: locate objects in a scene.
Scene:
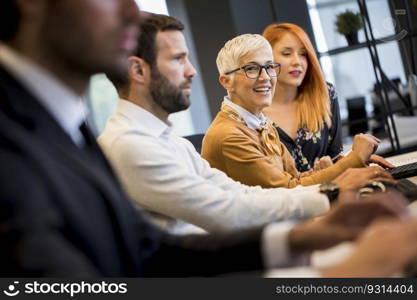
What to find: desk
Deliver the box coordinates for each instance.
[386,151,417,217]
[342,115,417,155]
[312,151,417,270]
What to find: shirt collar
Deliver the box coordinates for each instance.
[222,96,267,130]
[0,44,88,145]
[117,99,173,137]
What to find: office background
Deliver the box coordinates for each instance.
[88,0,417,153]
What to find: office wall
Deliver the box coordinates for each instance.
[166,0,212,134]
[173,0,315,119]
[389,0,417,77]
[177,0,237,118]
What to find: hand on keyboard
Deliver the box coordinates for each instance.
[367,154,395,169]
[357,179,417,203]
[333,166,396,197]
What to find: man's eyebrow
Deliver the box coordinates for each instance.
[173,52,187,58]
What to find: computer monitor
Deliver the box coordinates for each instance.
[347,96,368,136]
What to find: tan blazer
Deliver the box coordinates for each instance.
[201,107,365,188]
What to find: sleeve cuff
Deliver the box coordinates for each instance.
[262,222,310,269]
[298,189,330,219]
[264,267,320,278]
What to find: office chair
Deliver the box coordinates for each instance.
[183,133,205,153]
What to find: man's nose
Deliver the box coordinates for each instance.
[186,59,197,78]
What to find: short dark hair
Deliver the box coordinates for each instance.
[109,13,184,95]
[0,0,20,41]
[134,13,184,66]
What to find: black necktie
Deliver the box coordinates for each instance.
[79,122,107,167]
[79,121,94,150]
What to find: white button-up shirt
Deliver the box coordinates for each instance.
[1,45,319,276]
[98,100,325,275]
[0,44,88,146]
[98,100,329,233]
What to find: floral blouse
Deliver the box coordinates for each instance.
[274,83,343,172]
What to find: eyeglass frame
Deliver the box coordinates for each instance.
[224,62,281,79]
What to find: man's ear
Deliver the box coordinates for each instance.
[128,56,149,85]
[219,74,234,92]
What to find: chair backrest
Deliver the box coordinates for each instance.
[183,133,205,153]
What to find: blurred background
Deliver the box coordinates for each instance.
[88,0,417,155]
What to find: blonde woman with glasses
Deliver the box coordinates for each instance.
[201,34,393,189]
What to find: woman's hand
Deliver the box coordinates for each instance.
[313,156,333,171]
[351,133,381,163]
[367,154,395,169]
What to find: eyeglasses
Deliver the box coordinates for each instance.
[224,62,281,79]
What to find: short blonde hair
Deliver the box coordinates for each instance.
[216,34,272,75]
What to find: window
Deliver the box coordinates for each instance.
[307,0,406,132]
[88,0,196,136]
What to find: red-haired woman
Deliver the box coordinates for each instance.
[262,23,389,172]
[202,33,393,189]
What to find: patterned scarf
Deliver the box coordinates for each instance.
[221,103,282,156]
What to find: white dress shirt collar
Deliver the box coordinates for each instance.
[117,99,173,137]
[223,96,267,130]
[0,44,88,146]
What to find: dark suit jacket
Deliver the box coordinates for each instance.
[0,66,264,277]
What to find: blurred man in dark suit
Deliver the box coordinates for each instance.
[1,1,417,277]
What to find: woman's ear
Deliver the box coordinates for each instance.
[219,74,234,92]
[128,56,149,85]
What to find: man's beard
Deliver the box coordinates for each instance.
[149,68,191,114]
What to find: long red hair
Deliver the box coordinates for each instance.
[263,23,331,132]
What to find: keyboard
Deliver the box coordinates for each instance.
[395,179,417,202]
[389,162,417,179]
